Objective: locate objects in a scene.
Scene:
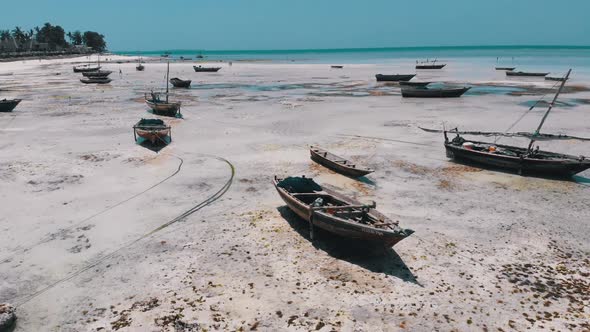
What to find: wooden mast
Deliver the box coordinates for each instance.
[527,69,572,151]
[166,61,170,103]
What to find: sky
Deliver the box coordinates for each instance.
[2,0,589,51]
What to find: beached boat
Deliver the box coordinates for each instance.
[495,67,516,71]
[80,77,112,84]
[170,77,192,88]
[145,62,181,117]
[401,86,470,98]
[73,64,100,73]
[82,70,112,78]
[310,146,374,178]
[545,76,568,82]
[331,65,343,69]
[193,65,221,72]
[416,60,446,69]
[136,64,145,71]
[439,69,590,177]
[0,99,21,112]
[273,176,414,245]
[399,81,432,87]
[506,71,548,77]
[375,74,416,82]
[133,118,171,144]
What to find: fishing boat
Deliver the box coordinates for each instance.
[331,65,343,69]
[545,76,568,82]
[73,64,100,73]
[431,69,590,177]
[193,65,221,72]
[506,71,548,77]
[170,77,192,88]
[496,67,516,71]
[401,86,470,98]
[399,81,432,87]
[273,176,414,245]
[0,99,21,112]
[310,146,374,178]
[136,56,145,71]
[145,62,181,117]
[82,70,112,78]
[416,59,446,69]
[375,74,416,82]
[133,119,171,144]
[80,77,112,84]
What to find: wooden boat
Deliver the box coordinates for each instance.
[145,62,181,117]
[495,67,516,71]
[331,65,343,69]
[82,70,112,78]
[136,64,145,71]
[416,60,446,69]
[401,86,470,98]
[545,76,567,82]
[375,74,416,82]
[442,69,590,177]
[80,77,112,84]
[310,146,374,178]
[133,118,171,144]
[273,176,414,245]
[399,81,432,87]
[506,71,548,77]
[193,65,221,72]
[73,65,100,73]
[170,77,192,88]
[0,99,21,112]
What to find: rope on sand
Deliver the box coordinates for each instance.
[12,155,235,307]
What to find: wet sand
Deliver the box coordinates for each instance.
[0,56,589,331]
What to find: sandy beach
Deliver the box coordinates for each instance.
[0,55,589,331]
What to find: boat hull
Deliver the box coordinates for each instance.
[170,79,192,88]
[310,147,373,178]
[402,87,470,98]
[416,64,446,69]
[73,66,101,73]
[80,78,112,84]
[0,99,21,112]
[273,177,413,247]
[506,71,548,77]
[136,65,145,71]
[135,129,170,144]
[145,100,181,117]
[375,74,416,82]
[444,141,590,177]
[82,70,112,78]
[399,81,431,87]
[193,66,221,72]
[495,67,516,71]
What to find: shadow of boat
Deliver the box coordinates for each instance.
[277,206,419,285]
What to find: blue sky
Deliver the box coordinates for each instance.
[2,0,589,51]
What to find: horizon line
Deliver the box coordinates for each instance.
[114,44,590,53]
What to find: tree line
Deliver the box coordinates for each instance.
[0,22,107,52]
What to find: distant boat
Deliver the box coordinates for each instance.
[82,70,112,78]
[80,77,112,84]
[136,56,145,71]
[145,61,181,117]
[133,118,171,145]
[401,86,470,98]
[73,64,100,73]
[545,76,568,82]
[331,65,343,69]
[170,77,192,88]
[416,59,446,69]
[399,81,432,87]
[193,65,221,72]
[375,74,415,82]
[495,67,516,71]
[273,175,414,246]
[0,99,21,112]
[506,71,548,77]
[310,146,374,178]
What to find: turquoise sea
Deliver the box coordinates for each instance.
[116,45,590,67]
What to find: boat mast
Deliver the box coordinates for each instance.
[527,68,572,151]
[166,61,170,103]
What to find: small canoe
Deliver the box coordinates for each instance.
[416,64,446,69]
[402,86,470,98]
[193,66,221,72]
[310,146,374,178]
[170,77,192,88]
[0,99,21,112]
[145,93,181,117]
[133,118,171,144]
[82,70,112,78]
[375,74,416,82]
[80,77,112,84]
[331,65,343,69]
[506,71,548,77]
[73,65,101,73]
[495,67,516,71]
[273,176,414,246]
[399,81,432,87]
